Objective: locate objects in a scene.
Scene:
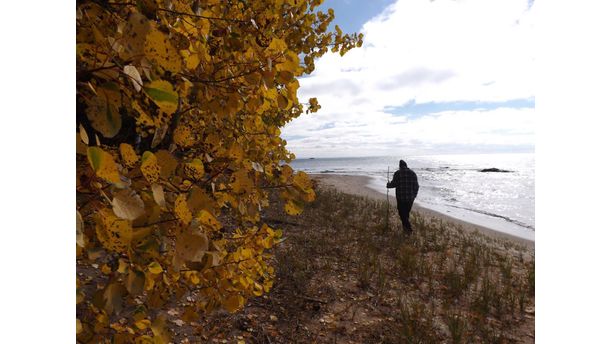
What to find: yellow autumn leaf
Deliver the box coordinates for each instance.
[198,18,210,36]
[262,236,275,249]
[184,271,201,285]
[143,80,179,115]
[264,280,274,293]
[175,230,208,263]
[95,209,132,253]
[174,194,192,226]
[134,319,151,330]
[100,264,112,275]
[244,71,262,86]
[110,322,126,332]
[87,147,121,184]
[280,164,293,182]
[222,294,245,313]
[126,269,145,295]
[292,171,312,191]
[205,251,222,268]
[197,210,222,231]
[286,79,300,100]
[184,158,204,180]
[119,143,139,168]
[140,151,161,184]
[177,16,199,36]
[277,50,300,73]
[185,53,199,70]
[151,315,170,343]
[177,76,193,99]
[303,188,316,202]
[308,97,321,113]
[253,282,264,296]
[173,124,196,148]
[238,276,250,289]
[187,186,215,214]
[228,143,244,160]
[117,258,128,274]
[154,150,178,179]
[122,12,151,57]
[277,71,293,84]
[277,93,289,110]
[148,261,163,275]
[239,247,253,260]
[144,29,182,73]
[284,199,303,216]
[103,282,125,315]
[86,94,121,138]
[132,100,156,127]
[144,271,156,291]
[231,169,254,194]
[76,288,85,305]
[266,38,287,54]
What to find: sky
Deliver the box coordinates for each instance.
[282,0,535,158]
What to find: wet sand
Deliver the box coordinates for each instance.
[312,174,535,250]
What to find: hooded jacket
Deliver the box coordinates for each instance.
[387,166,419,201]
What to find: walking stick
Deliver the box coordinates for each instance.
[385,166,390,232]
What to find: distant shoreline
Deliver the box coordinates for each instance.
[311,173,535,249]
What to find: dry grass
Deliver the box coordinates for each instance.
[262,185,535,343]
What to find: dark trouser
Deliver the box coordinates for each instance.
[397,198,415,232]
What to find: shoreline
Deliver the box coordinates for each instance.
[311,174,535,249]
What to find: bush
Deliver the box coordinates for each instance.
[76,1,362,341]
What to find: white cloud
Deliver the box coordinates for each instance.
[285,107,535,158]
[283,0,535,158]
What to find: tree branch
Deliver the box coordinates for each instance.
[133,217,178,228]
[156,8,247,23]
[260,183,293,189]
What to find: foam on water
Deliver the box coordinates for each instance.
[290,154,535,241]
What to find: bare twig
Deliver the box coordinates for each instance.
[293,294,327,304]
[133,217,178,228]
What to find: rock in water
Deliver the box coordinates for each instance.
[479,168,512,173]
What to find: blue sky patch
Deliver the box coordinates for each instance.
[318,0,396,34]
[385,98,535,117]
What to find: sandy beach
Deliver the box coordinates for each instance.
[312,174,535,250]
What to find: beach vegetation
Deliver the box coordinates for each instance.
[397,295,440,343]
[445,311,468,344]
[251,186,536,342]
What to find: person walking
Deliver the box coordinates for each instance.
[387,160,419,234]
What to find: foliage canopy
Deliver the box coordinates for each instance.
[76,0,361,341]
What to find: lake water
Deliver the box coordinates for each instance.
[289,153,535,241]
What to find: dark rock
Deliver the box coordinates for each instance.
[479,168,513,173]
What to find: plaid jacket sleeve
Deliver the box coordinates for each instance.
[387,171,399,188]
